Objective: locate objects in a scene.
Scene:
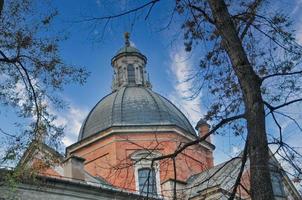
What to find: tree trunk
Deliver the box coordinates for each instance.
[208,0,274,199]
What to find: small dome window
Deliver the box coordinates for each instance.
[127,64,136,84]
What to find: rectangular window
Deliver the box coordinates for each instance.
[271,172,285,197]
[127,64,135,84]
[138,168,157,196]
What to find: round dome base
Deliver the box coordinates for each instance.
[78,86,196,141]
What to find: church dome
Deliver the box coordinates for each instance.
[78,86,196,141]
[78,33,197,141]
[116,46,141,54]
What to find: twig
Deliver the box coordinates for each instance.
[173,157,177,200]
[76,0,160,23]
[263,98,302,112]
[152,114,245,162]
[0,128,16,138]
[228,139,249,200]
[262,70,302,82]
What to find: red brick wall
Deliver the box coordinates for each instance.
[71,131,214,192]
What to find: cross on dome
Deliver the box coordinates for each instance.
[124,32,130,47]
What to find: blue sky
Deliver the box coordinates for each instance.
[1,0,302,166]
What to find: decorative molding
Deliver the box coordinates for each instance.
[67,126,215,155]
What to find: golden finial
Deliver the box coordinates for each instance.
[124,32,130,47]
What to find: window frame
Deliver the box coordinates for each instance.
[271,171,286,198]
[131,150,161,197]
[138,167,157,195]
[127,64,136,84]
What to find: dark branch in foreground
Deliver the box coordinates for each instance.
[0,50,40,136]
[76,0,160,22]
[229,139,249,200]
[152,114,245,162]
[261,70,302,82]
[263,98,302,112]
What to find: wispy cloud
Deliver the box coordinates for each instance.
[95,0,101,7]
[50,102,88,147]
[168,48,204,125]
[295,23,302,45]
[130,41,136,47]
[293,0,302,44]
[291,0,302,15]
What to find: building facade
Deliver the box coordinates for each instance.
[1,35,301,200]
[66,33,215,196]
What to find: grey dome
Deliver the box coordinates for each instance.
[116,46,141,54]
[112,45,147,64]
[78,86,196,141]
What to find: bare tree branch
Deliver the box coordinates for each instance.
[271,112,283,143]
[152,114,245,162]
[77,0,160,23]
[264,98,302,112]
[145,0,158,20]
[0,50,41,138]
[188,4,215,24]
[275,111,302,132]
[262,70,302,82]
[229,139,249,200]
[0,128,17,138]
[238,0,263,40]
[172,157,177,200]
[15,60,41,135]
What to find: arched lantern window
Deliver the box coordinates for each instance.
[127,64,135,84]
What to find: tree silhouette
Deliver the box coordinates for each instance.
[0,0,89,167]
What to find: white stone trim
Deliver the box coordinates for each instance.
[131,150,162,197]
[67,126,214,154]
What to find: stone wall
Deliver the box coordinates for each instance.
[0,176,149,200]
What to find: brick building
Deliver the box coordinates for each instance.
[1,35,301,200]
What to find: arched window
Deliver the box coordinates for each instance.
[127,64,135,84]
[138,168,157,195]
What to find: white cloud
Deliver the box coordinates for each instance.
[50,102,88,147]
[293,0,302,44]
[291,0,302,15]
[95,0,101,7]
[130,41,136,47]
[231,145,241,156]
[168,48,204,125]
[296,24,302,45]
